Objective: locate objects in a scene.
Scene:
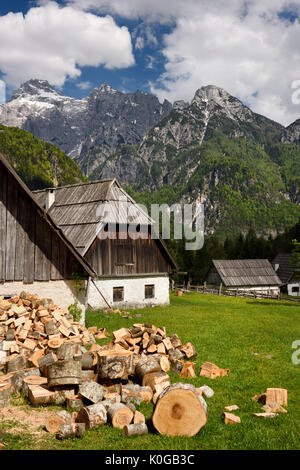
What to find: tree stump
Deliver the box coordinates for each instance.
[77,403,107,429]
[47,360,81,388]
[152,383,207,436]
[0,383,12,407]
[98,351,135,380]
[107,403,134,429]
[124,423,148,437]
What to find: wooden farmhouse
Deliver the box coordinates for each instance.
[272,253,300,296]
[0,152,176,321]
[204,259,281,294]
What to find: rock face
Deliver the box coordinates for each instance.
[0,79,172,172]
[94,85,284,188]
[282,119,300,144]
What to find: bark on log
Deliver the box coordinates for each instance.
[67,397,84,412]
[21,376,48,397]
[56,343,81,361]
[124,423,148,437]
[81,352,95,370]
[77,403,107,429]
[6,355,26,373]
[11,367,41,392]
[266,388,288,406]
[152,383,207,437]
[81,370,97,383]
[107,403,134,429]
[47,360,81,388]
[98,351,135,380]
[0,383,12,407]
[78,382,105,404]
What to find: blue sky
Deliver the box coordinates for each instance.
[0,1,300,125]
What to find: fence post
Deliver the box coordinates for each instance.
[203,282,206,293]
[218,283,222,296]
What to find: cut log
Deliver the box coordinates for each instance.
[56,422,86,440]
[67,397,84,412]
[200,362,229,379]
[160,356,170,372]
[223,412,241,424]
[180,361,196,378]
[266,388,288,406]
[142,371,170,391]
[28,385,56,406]
[107,403,134,429]
[56,343,81,361]
[78,382,105,404]
[6,355,26,373]
[21,376,48,397]
[180,343,197,359]
[103,392,121,404]
[152,383,207,437]
[98,350,135,380]
[77,403,107,429]
[135,356,161,382]
[47,360,82,388]
[81,352,95,370]
[11,368,41,392]
[198,385,214,398]
[169,334,182,349]
[45,414,66,434]
[172,360,184,374]
[124,423,148,437]
[47,338,63,349]
[30,349,45,368]
[133,410,145,424]
[81,370,97,383]
[0,383,12,407]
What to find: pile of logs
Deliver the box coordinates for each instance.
[0,299,209,439]
[0,293,107,375]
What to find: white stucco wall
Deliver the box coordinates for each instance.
[87,275,170,310]
[287,282,300,296]
[0,280,87,324]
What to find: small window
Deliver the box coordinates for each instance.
[113,286,124,302]
[145,284,155,299]
[292,286,299,293]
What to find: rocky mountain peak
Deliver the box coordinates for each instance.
[10,79,64,103]
[282,118,300,144]
[192,85,253,122]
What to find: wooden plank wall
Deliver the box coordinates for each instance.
[0,164,84,282]
[85,229,172,276]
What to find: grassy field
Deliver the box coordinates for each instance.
[2,292,300,450]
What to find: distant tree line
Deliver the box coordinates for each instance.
[167,221,300,285]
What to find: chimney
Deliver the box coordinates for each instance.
[45,189,55,211]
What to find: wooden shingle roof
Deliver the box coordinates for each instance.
[33,179,177,271]
[211,259,281,287]
[272,253,299,284]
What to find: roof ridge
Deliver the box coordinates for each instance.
[33,178,116,193]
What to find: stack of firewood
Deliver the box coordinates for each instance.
[0,293,107,375]
[0,294,209,439]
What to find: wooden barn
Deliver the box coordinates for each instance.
[33,177,177,311]
[204,259,281,294]
[0,153,176,318]
[272,253,300,296]
[0,152,96,321]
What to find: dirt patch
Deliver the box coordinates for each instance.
[0,405,56,436]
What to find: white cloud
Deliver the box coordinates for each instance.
[0,1,134,88]
[76,81,93,90]
[64,0,300,125]
[0,80,6,104]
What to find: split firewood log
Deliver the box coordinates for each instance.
[98,350,135,380]
[180,343,197,359]
[223,412,241,424]
[0,383,12,407]
[67,396,84,412]
[45,411,71,434]
[78,382,106,404]
[30,349,45,368]
[107,403,134,429]
[152,383,207,437]
[124,423,148,437]
[135,356,161,382]
[77,403,107,429]
[180,361,196,378]
[142,371,170,391]
[200,362,229,379]
[133,410,145,424]
[47,360,81,388]
[266,388,288,406]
